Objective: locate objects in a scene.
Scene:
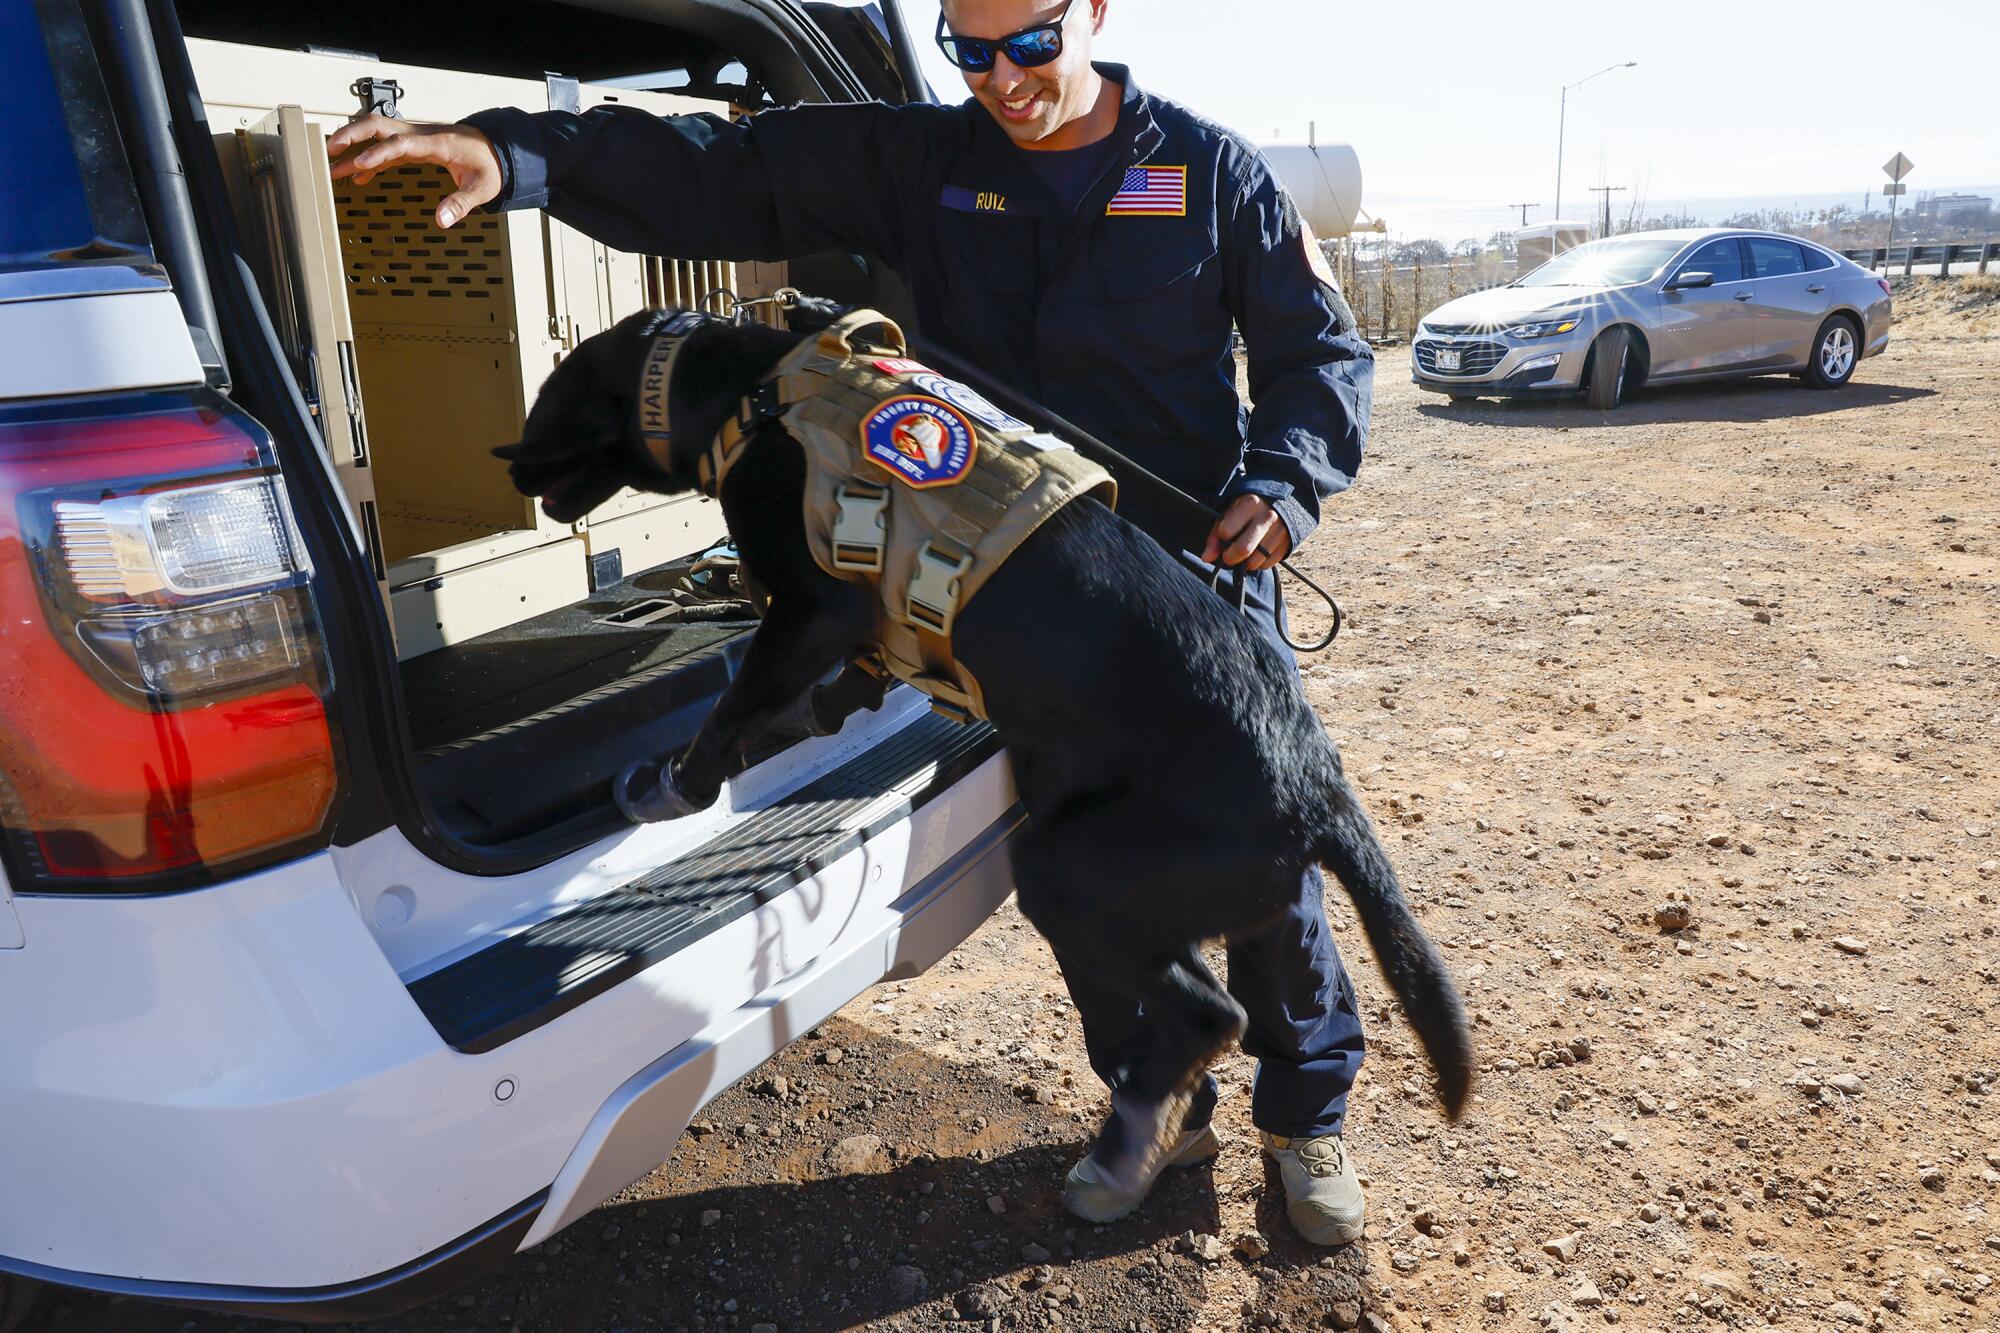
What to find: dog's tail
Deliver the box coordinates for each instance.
[1316,777,1475,1120]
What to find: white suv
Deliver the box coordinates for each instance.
[0,0,1014,1321]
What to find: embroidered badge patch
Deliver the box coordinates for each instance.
[1106,165,1187,217]
[861,396,978,488]
[908,372,1033,434]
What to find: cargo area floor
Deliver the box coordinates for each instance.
[402,566,763,848]
[400,568,756,755]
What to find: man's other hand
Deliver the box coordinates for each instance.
[1201,494,1291,572]
[327,114,502,230]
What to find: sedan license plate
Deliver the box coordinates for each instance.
[1436,346,1462,372]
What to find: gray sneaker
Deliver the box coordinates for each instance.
[1062,1118,1221,1224]
[1261,1130,1365,1245]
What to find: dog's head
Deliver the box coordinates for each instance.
[495,299,879,522]
[617,296,878,488]
[632,297,891,491]
[494,306,808,521]
[630,309,807,491]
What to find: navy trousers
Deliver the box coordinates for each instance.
[1051,555,1367,1139]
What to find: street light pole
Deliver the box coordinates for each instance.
[1555,61,1636,219]
[1556,85,1569,220]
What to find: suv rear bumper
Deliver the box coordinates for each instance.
[0,1194,547,1326]
[0,725,1019,1315]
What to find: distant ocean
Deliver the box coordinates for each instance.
[1363,185,2000,245]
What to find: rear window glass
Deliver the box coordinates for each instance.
[1,0,148,271]
[1801,246,1837,272]
[1747,238,1805,278]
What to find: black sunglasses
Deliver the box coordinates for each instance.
[935,0,1077,73]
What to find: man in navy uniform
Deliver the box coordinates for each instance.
[330,0,1376,1245]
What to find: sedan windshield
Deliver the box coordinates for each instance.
[1516,238,1686,288]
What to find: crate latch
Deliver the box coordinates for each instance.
[350,77,402,119]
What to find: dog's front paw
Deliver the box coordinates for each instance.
[614,757,715,823]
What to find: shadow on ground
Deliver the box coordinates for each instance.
[1413,375,1934,428]
[29,1018,1383,1333]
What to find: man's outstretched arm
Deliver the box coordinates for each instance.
[328,100,952,267]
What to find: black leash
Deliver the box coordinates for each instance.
[908,335,1343,653]
[1274,562,1342,652]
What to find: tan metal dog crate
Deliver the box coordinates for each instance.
[191,39,779,658]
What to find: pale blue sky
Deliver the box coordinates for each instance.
[883,0,1996,236]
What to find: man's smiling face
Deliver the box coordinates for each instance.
[942,0,1107,150]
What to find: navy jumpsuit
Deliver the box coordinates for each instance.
[465,63,1375,1139]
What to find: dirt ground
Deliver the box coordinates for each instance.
[30,278,2000,1333]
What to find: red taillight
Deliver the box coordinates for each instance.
[0,391,338,889]
[1879,278,1893,297]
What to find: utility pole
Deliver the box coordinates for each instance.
[1555,61,1636,218]
[1508,202,1540,227]
[1588,185,1627,238]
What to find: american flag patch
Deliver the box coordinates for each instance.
[1106,165,1186,217]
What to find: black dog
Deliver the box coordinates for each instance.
[497,307,1473,1191]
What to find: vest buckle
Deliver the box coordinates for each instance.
[918,687,977,725]
[907,542,973,637]
[737,381,784,433]
[830,483,888,572]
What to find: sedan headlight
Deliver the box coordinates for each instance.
[1506,316,1582,339]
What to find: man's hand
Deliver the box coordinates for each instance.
[326,114,502,230]
[1201,494,1292,572]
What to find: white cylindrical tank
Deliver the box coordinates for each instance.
[1260,142,1364,237]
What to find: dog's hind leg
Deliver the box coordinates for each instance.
[1020,847,1245,1198]
[1123,946,1247,1102]
[1055,935,1246,1200]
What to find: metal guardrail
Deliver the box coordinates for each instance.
[1842,241,2000,276]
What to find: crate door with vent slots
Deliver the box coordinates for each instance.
[337,163,553,564]
[243,106,390,617]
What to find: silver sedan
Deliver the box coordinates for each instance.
[1411,228,1892,409]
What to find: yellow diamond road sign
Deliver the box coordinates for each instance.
[1882,152,1915,182]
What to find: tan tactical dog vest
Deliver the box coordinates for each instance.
[690,309,1116,722]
